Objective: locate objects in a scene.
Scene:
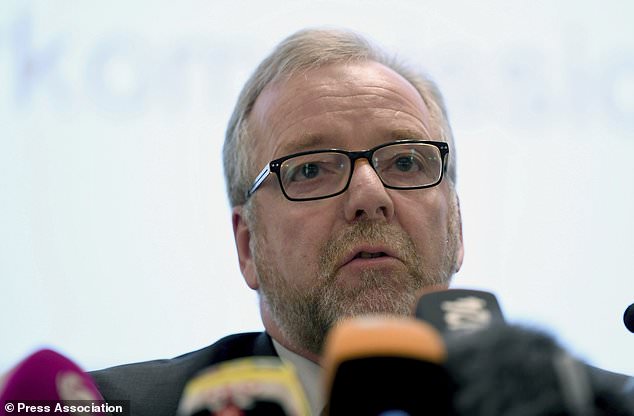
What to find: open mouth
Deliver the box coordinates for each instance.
[355,251,388,259]
[338,247,398,270]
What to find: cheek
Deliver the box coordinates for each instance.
[393,190,451,251]
[257,199,337,279]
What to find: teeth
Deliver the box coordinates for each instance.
[358,252,384,259]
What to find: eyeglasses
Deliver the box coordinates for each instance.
[246,140,449,202]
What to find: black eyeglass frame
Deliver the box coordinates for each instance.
[245,139,450,202]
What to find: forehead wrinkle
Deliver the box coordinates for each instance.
[277,105,429,138]
[269,95,431,145]
[267,105,434,160]
[273,85,429,131]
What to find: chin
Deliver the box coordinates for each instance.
[335,291,417,319]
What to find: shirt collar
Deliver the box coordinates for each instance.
[272,339,325,416]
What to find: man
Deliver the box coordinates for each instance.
[226,27,464,413]
[89,27,453,415]
[227,27,463,357]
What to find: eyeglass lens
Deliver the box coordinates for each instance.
[279,143,442,200]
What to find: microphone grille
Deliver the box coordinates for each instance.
[624,303,634,333]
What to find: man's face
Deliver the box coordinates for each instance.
[233,61,463,356]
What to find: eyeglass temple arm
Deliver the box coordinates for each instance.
[246,165,271,199]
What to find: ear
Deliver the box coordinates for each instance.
[453,194,465,274]
[232,205,259,290]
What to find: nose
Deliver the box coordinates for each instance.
[343,159,395,222]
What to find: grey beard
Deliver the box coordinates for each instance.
[254,218,456,356]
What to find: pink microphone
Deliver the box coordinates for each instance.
[0,349,104,415]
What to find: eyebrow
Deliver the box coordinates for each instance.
[389,128,432,141]
[277,134,331,155]
[277,127,434,156]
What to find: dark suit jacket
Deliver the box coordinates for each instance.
[91,331,634,416]
[90,332,277,416]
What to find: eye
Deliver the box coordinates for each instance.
[285,162,324,183]
[298,163,320,180]
[373,143,443,187]
[394,156,417,172]
[281,153,347,187]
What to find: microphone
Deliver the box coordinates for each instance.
[0,349,104,415]
[414,288,505,336]
[176,356,310,416]
[624,303,634,333]
[322,315,454,415]
[447,324,634,415]
[416,290,634,415]
[446,324,599,416]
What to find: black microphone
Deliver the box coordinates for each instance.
[322,315,454,415]
[176,356,310,416]
[414,288,506,336]
[624,303,634,333]
[447,324,594,415]
[415,289,634,415]
[445,323,634,416]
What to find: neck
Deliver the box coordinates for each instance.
[260,298,322,364]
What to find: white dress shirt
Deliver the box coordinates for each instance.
[272,339,325,416]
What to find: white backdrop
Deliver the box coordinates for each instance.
[1,0,633,376]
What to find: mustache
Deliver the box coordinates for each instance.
[318,220,418,277]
